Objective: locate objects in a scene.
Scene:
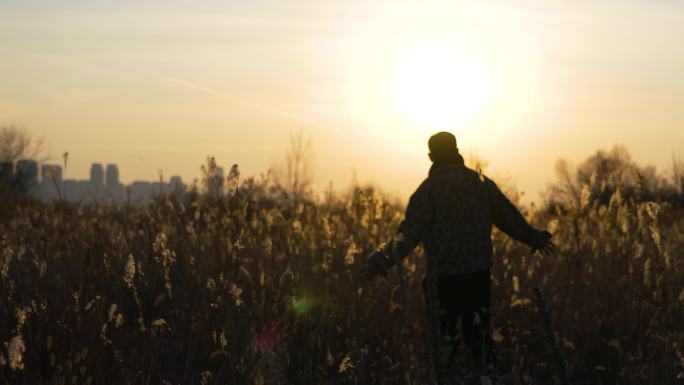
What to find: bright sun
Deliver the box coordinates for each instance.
[346,3,538,149]
[391,42,493,132]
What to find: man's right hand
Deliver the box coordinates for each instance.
[359,250,390,282]
[531,230,555,256]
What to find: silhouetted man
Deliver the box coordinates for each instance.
[360,131,554,371]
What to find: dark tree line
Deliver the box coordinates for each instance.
[543,145,684,213]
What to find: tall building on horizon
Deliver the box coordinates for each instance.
[104,164,124,205]
[106,164,119,186]
[106,164,119,187]
[86,163,105,204]
[90,163,104,187]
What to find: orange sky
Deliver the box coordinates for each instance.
[1,0,683,202]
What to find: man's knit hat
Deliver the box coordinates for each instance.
[428,131,458,157]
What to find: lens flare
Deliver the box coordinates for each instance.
[292,297,313,315]
[255,325,279,353]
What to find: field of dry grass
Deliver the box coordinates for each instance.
[1,155,684,385]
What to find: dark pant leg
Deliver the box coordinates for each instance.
[426,270,493,368]
[454,270,493,368]
[423,276,462,364]
[436,278,462,361]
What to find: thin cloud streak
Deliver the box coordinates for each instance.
[142,69,345,135]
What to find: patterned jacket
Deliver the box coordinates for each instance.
[381,159,546,276]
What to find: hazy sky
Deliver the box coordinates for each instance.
[1,0,683,202]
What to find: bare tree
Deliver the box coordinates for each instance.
[0,125,44,196]
[464,149,489,175]
[273,131,315,201]
[545,159,581,209]
[0,125,42,163]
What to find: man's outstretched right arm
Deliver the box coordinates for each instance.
[360,182,433,281]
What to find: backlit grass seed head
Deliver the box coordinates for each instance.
[322,217,332,246]
[546,219,559,234]
[229,284,243,307]
[7,335,25,370]
[1,245,14,280]
[107,304,117,322]
[618,205,631,234]
[153,233,176,266]
[338,354,353,374]
[651,226,662,250]
[15,307,29,332]
[344,238,358,266]
[154,233,176,297]
[227,164,240,196]
[609,188,623,208]
[124,254,135,288]
[320,254,331,272]
[291,220,302,235]
[206,278,216,291]
[645,202,661,221]
[114,314,124,328]
[151,319,169,331]
[374,194,384,220]
[99,324,111,345]
[200,371,213,385]
[361,207,371,229]
[512,276,520,292]
[34,258,47,278]
[580,185,591,210]
[264,237,272,255]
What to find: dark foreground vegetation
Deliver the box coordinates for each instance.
[1,146,684,385]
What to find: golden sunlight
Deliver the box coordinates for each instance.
[345,2,537,151]
[390,41,493,132]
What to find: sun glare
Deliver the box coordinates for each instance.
[391,42,493,132]
[346,2,539,152]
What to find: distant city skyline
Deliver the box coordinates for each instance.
[35,152,230,188]
[1,158,192,205]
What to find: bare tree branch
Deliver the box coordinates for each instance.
[0,125,45,197]
[273,131,315,201]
